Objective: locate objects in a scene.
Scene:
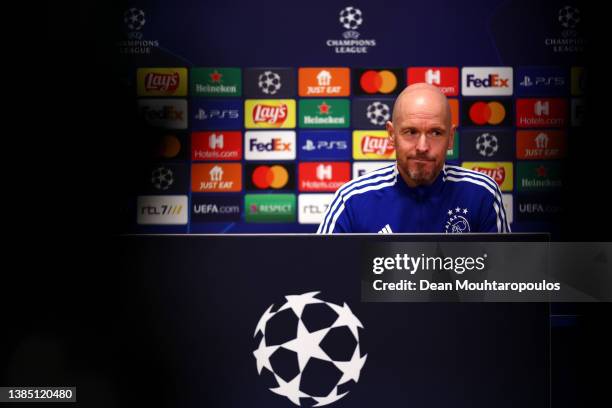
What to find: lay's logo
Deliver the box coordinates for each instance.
[353,131,396,160]
[245,99,296,129]
[253,104,288,124]
[472,166,506,184]
[145,72,179,92]
[461,161,514,192]
[137,68,188,96]
[362,135,393,155]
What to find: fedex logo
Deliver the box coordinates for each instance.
[138,99,188,129]
[462,67,513,96]
[466,74,510,88]
[249,138,292,152]
[245,131,296,160]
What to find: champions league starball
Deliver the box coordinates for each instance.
[258,70,282,95]
[366,101,391,126]
[253,292,367,406]
[151,166,174,191]
[339,7,363,30]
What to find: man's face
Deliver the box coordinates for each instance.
[386,90,455,187]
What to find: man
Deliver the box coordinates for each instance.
[317,82,510,234]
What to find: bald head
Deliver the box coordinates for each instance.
[391,83,451,128]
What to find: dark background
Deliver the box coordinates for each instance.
[3,1,609,406]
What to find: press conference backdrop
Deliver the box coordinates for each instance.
[115,0,587,234]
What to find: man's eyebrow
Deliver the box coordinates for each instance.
[400,124,447,131]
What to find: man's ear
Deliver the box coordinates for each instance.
[386,121,395,147]
[447,125,457,150]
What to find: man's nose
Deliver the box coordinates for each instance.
[415,133,429,152]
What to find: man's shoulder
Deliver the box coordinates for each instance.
[335,164,398,204]
[443,164,502,199]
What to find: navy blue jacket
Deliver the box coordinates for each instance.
[317,163,510,234]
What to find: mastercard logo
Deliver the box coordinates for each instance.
[252,165,290,189]
[155,134,181,159]
[468,101,506,125]
[359,70,398,94]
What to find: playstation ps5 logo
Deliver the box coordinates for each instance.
[302,139,348,151]
[253,291,367,406]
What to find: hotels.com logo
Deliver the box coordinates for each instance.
[516,98,568,128]
[144,72,179,92]
[253,104,288,125]
[192,131,242,161]
[472,166,506,185]
[299,162,350,192]
[361,135,393,155]
[408,67,459,96]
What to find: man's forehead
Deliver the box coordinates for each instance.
[397,104,447,122]
[398,114,446,127]
[393,87,451,124]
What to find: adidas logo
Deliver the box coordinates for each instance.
[378,224,393,234]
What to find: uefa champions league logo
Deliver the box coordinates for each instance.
[124,8,146,31]
[558,5,580,29]
[366,101,391,126]
[339,7,363,31]
[258,70,282,95]
[119,7,159,52]
[326,6,377,54]
[253,291,367,406]
[544,6,583,53]
[475,133,499,158]
[151,166,174,191]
